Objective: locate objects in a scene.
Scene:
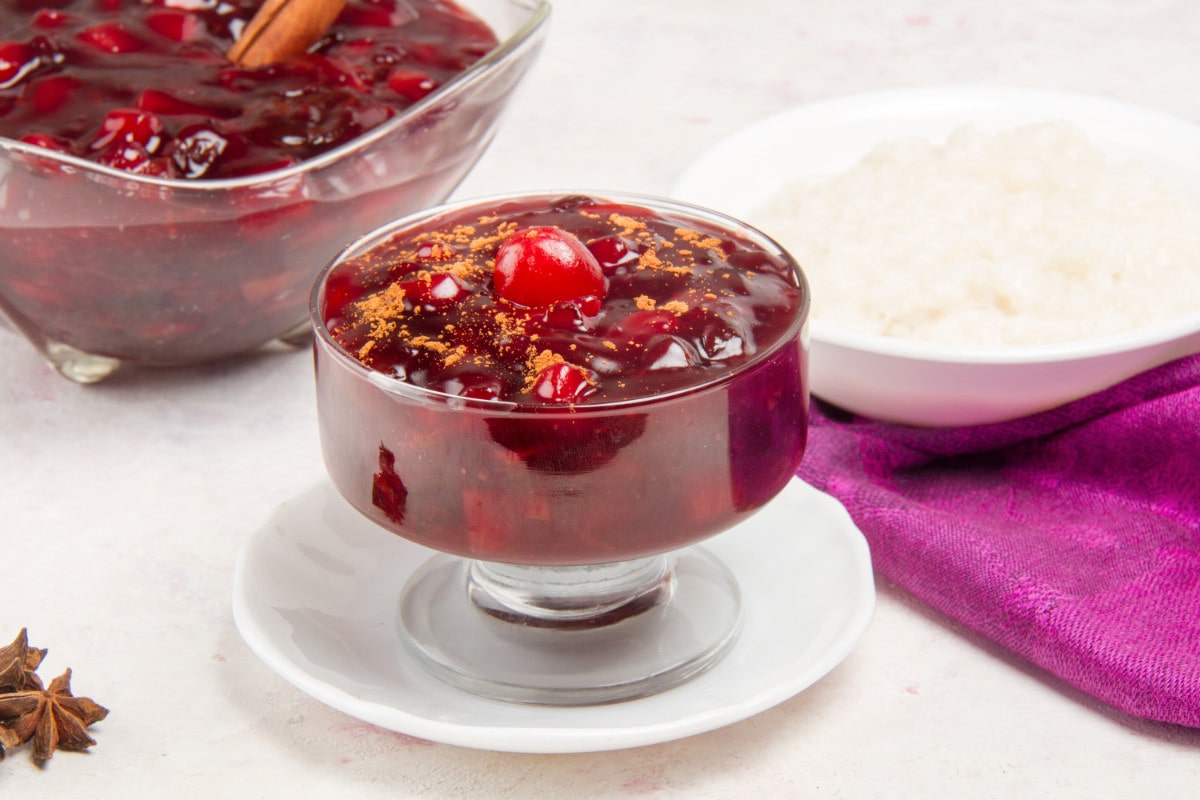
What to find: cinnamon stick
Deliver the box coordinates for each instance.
[226,0,347,68]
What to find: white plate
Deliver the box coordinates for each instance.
[671,87,1200,426]
[232,478,875,753]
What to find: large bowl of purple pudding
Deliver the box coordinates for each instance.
[0,0,548,382]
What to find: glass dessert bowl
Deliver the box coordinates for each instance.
[312,191,811,704]
[0,0,548,383]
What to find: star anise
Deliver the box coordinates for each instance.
[0,629,47,693]
[0,668,109,763]
[0,723,20,761]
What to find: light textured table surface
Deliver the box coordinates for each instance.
[3,0,1200,796]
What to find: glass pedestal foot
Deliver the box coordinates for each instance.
[398,548,742,706]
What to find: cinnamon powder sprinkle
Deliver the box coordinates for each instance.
[469,220,518,252]
[335,200,785,401]
[523,348,567,391]
[409,335,451,354]
[355,283,407,340]
[675,228,722,249]
[661,300,689,315]
[427,242,455,260]
[609,213,646,235]
[637,250,664,271]
[528,348,564,373]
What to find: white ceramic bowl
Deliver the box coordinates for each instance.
[671,86,1200,427]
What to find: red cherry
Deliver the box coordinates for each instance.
[90,109,164,154]
[145,10,203,42]
[494,227,605,308]
[607,309,678,341]
[97,143,173,175]
[20,132,71,153]
[0,42,36,88]
[32,10,72,29]
[137,89,234,118]
[30,75,79,115]
[294,54,370,92]
[587,235,638,271]
[77,23,148,54]
[340,6,411,27]
[371,445,408,525]
[399,273,467,310]
[530,362,596,404]
[386,69,436,102]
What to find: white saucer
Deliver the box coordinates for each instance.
[232,478,875,753]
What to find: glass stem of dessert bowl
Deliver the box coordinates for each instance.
[398,550,743,705]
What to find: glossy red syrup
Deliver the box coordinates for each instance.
[0,0,498,178]
[322,194,805,405]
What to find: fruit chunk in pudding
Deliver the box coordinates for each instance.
[314,194,810,565]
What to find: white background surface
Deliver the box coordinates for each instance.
[3,0,1200,796]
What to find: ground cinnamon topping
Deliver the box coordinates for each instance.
[675,228,722,250]
[324,195,800,405]
[661,300,689,315]
[637,250,664,271]
[409,335,450,354]
[609,213,645,235]
[523,347,567,391]
[427,242,455,260]
[355,283,407,341]
[469,220,518,252]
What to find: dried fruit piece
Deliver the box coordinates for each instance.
[0,669,109,763]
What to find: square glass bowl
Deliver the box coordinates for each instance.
[0,0,549,383]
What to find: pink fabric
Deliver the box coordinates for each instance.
[797,354,1200,728]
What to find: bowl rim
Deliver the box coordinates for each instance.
[310,189,812,413]
[0,0,551,190]
[813,311,1200,366]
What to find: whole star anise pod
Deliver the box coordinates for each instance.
[0,668,109,763]
[0,629,47,693]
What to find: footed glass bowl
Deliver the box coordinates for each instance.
[311,191,811,705]
[0,0,548,383]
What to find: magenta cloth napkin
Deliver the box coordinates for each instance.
[796,353,1200,728]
